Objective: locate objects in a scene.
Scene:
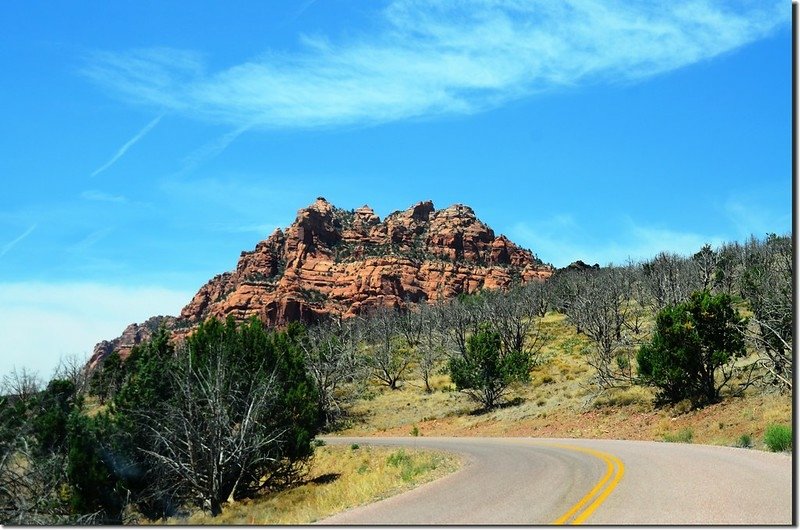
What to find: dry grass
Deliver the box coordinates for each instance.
[168,444,460,525]
[338,312,792,449]
[82,395,108,418]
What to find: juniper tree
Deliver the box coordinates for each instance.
[449,325,532,410]
[637,290,746,405]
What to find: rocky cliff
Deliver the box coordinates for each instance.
[89,198,553,367]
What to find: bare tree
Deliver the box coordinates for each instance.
[52,354,90,396]
[301,318,367,427]
[395,306,448,393]
[528,280,550,318]
[0,380,71,525]
[692,244,719,292]
[140,343,287,516]
[741,234,793,390]
[435,294,482,359]
[715,240,746,296]
[1,368,41,401]
[642,251,701,309]
[562,268,638,388]
[0,435,70,525]
[416,305,447,393]
[480,284,548,360]
[364,307,413,390]
[621,261,653,337]
[395,306,423,351]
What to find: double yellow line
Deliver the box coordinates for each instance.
[548,444,625,525]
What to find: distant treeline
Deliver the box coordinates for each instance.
[0,233,790,524]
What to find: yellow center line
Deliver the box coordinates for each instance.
[542,443,625,525]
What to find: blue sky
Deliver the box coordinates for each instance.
[0,0,792,379]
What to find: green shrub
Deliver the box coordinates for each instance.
[112,317,322,518]
[387,449,412,468]
[350,443,359,450]
[386,449,440,483]
[449,326,532,410]
[735,434,753,449]
[764,424,792,452]
[410,425,420,437]
[637,291,746,406]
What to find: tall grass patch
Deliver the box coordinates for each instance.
[764,424,792,452]
[663,427,694,443]
[176,444,460,524]
[386,448,441,482]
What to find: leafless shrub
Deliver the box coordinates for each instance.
[1,368,41,401]
[364,307,413,390]
[52,354,90,395]
[559,267,643,389]
[301,317,368,427]
[741,234,792,390]
[416,305,448,393]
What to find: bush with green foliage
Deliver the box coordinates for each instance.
[449,325,532,410]
[108,326,181,520]
[33,379,77,457]
[109,318,321,517]
[735,433,753,449]
[764,424,792,452]
[637,291,746,405]
[88,351,125,403]
[1,380,77,524]
[65,412,126,524]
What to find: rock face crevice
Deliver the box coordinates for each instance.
[89,198,553,367]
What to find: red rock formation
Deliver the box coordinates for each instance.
[91,198,553,367]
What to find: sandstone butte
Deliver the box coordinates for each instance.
[89,198,554,368]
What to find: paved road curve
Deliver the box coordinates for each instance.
[318,437,792,525]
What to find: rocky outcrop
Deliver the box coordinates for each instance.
[91,198,553,367]
[87,315,177,367]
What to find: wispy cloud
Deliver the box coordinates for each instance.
[511,215,724,268]
[723,196,791,239]
[80,190,128,203]
[83,1,786,130]
[90,113,164,176]
[0,282,192,377]
[288,0,318,23]
[160,174,299,217]
[177,124,251,176]
[1,223,37,257]
[69,227,115,253]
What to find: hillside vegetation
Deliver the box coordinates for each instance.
[0,233,791,524]
[337,310,790,448]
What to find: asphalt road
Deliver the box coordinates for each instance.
[318,436,793,525]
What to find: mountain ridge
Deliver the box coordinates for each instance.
[89,197,553,367]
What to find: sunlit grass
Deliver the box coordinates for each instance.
[171,444,461,525]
